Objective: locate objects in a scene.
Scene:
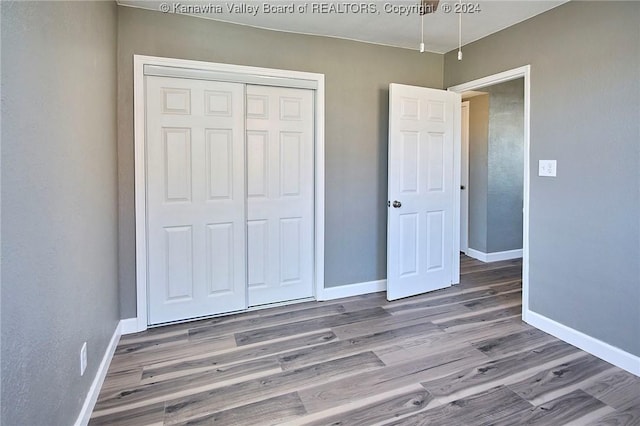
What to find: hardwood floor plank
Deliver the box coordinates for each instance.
[459,265,522,286]
[108,336,237,373]
[586,401,640,426]
[333,303,468,340]
[488,389,609,426]
[141,330,337,382]
[234,307,390,346]
[507,354,616,405]
[338,293,393,313]
[139,311,264,339]
[298,345,486,414]
[119,328,187,345]
[115,331,189,355]
[252,293,383,317]
[420,340,583,406]
[301,387,432,426]
[89,402,165,426]
[384,288,500,315]
[99,367,143,395]
[93,358,282,416]
[384,385,531,426]
[163,352,384,425]
[174,392,307,426]
[461,290,521,310]
[583,369,640,410]
[459,258,522,275]
[432,305,521,331]
[376,317,528,366]
[187,304,348,342]
[278,322,441,371]
[471,327,558,358]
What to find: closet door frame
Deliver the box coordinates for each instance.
[132,55,325,332]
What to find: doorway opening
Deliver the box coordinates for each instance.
[449,65,531,320]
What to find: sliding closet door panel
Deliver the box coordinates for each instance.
[246,85,314,306]
[146,76,246,325]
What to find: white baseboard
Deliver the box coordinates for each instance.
[524,309,640,377]
[466,248,523,263]
[319,279,386,301]
[74,321,123,426]
[120,317,141,335]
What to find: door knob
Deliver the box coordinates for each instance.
[392,200,402,208]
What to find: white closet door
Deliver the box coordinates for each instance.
[245,85,315,306]
[146,76,246,325]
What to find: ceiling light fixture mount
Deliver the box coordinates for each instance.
[458,0,463,60]
[418,0,438,53]
[420,0,440,15]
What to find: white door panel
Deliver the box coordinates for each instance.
[387,84,460,301]
[246,85,314,306]
[146,76,246,325]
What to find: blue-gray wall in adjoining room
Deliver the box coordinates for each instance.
[466,94,490,253]
[486,79,524,253]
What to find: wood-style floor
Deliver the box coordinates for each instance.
[90,255,640,425]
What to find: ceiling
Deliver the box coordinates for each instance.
[118,0,567,53]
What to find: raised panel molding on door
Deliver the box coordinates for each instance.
[146,76,247,325]
[387,83,460,301]
[246,85,315,307]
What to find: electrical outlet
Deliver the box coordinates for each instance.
[80,342,87,376]
[538,160,557,177]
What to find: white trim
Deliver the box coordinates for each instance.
[524,310,640,377]
[460,101,470,254]
[74,322,122,426]
[119,318,140,335]
[143,64,318,89]
[133,56,147,333]
[466,248,523,263]
[133,55,325,331]
[452,92,462,285]
[318,279,386,301]
[448,64,531,316]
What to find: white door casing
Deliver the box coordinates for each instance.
[246,85,315,306]
[461,101,470,253]
[387,83,461,301]
[146,76,247,325]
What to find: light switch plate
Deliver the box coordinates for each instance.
[538,160,557,177]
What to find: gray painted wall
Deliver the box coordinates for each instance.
[116,6,444,317]
[486,79,524,253]
[1,1,119,424]
[445,1,640,356]
[467,94,489,253]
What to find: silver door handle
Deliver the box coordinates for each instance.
[392,200,402,208]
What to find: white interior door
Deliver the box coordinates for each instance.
[461,101,470,253]
[246,85,315,306]
[387,83,460,301]
[146,76,247,325]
